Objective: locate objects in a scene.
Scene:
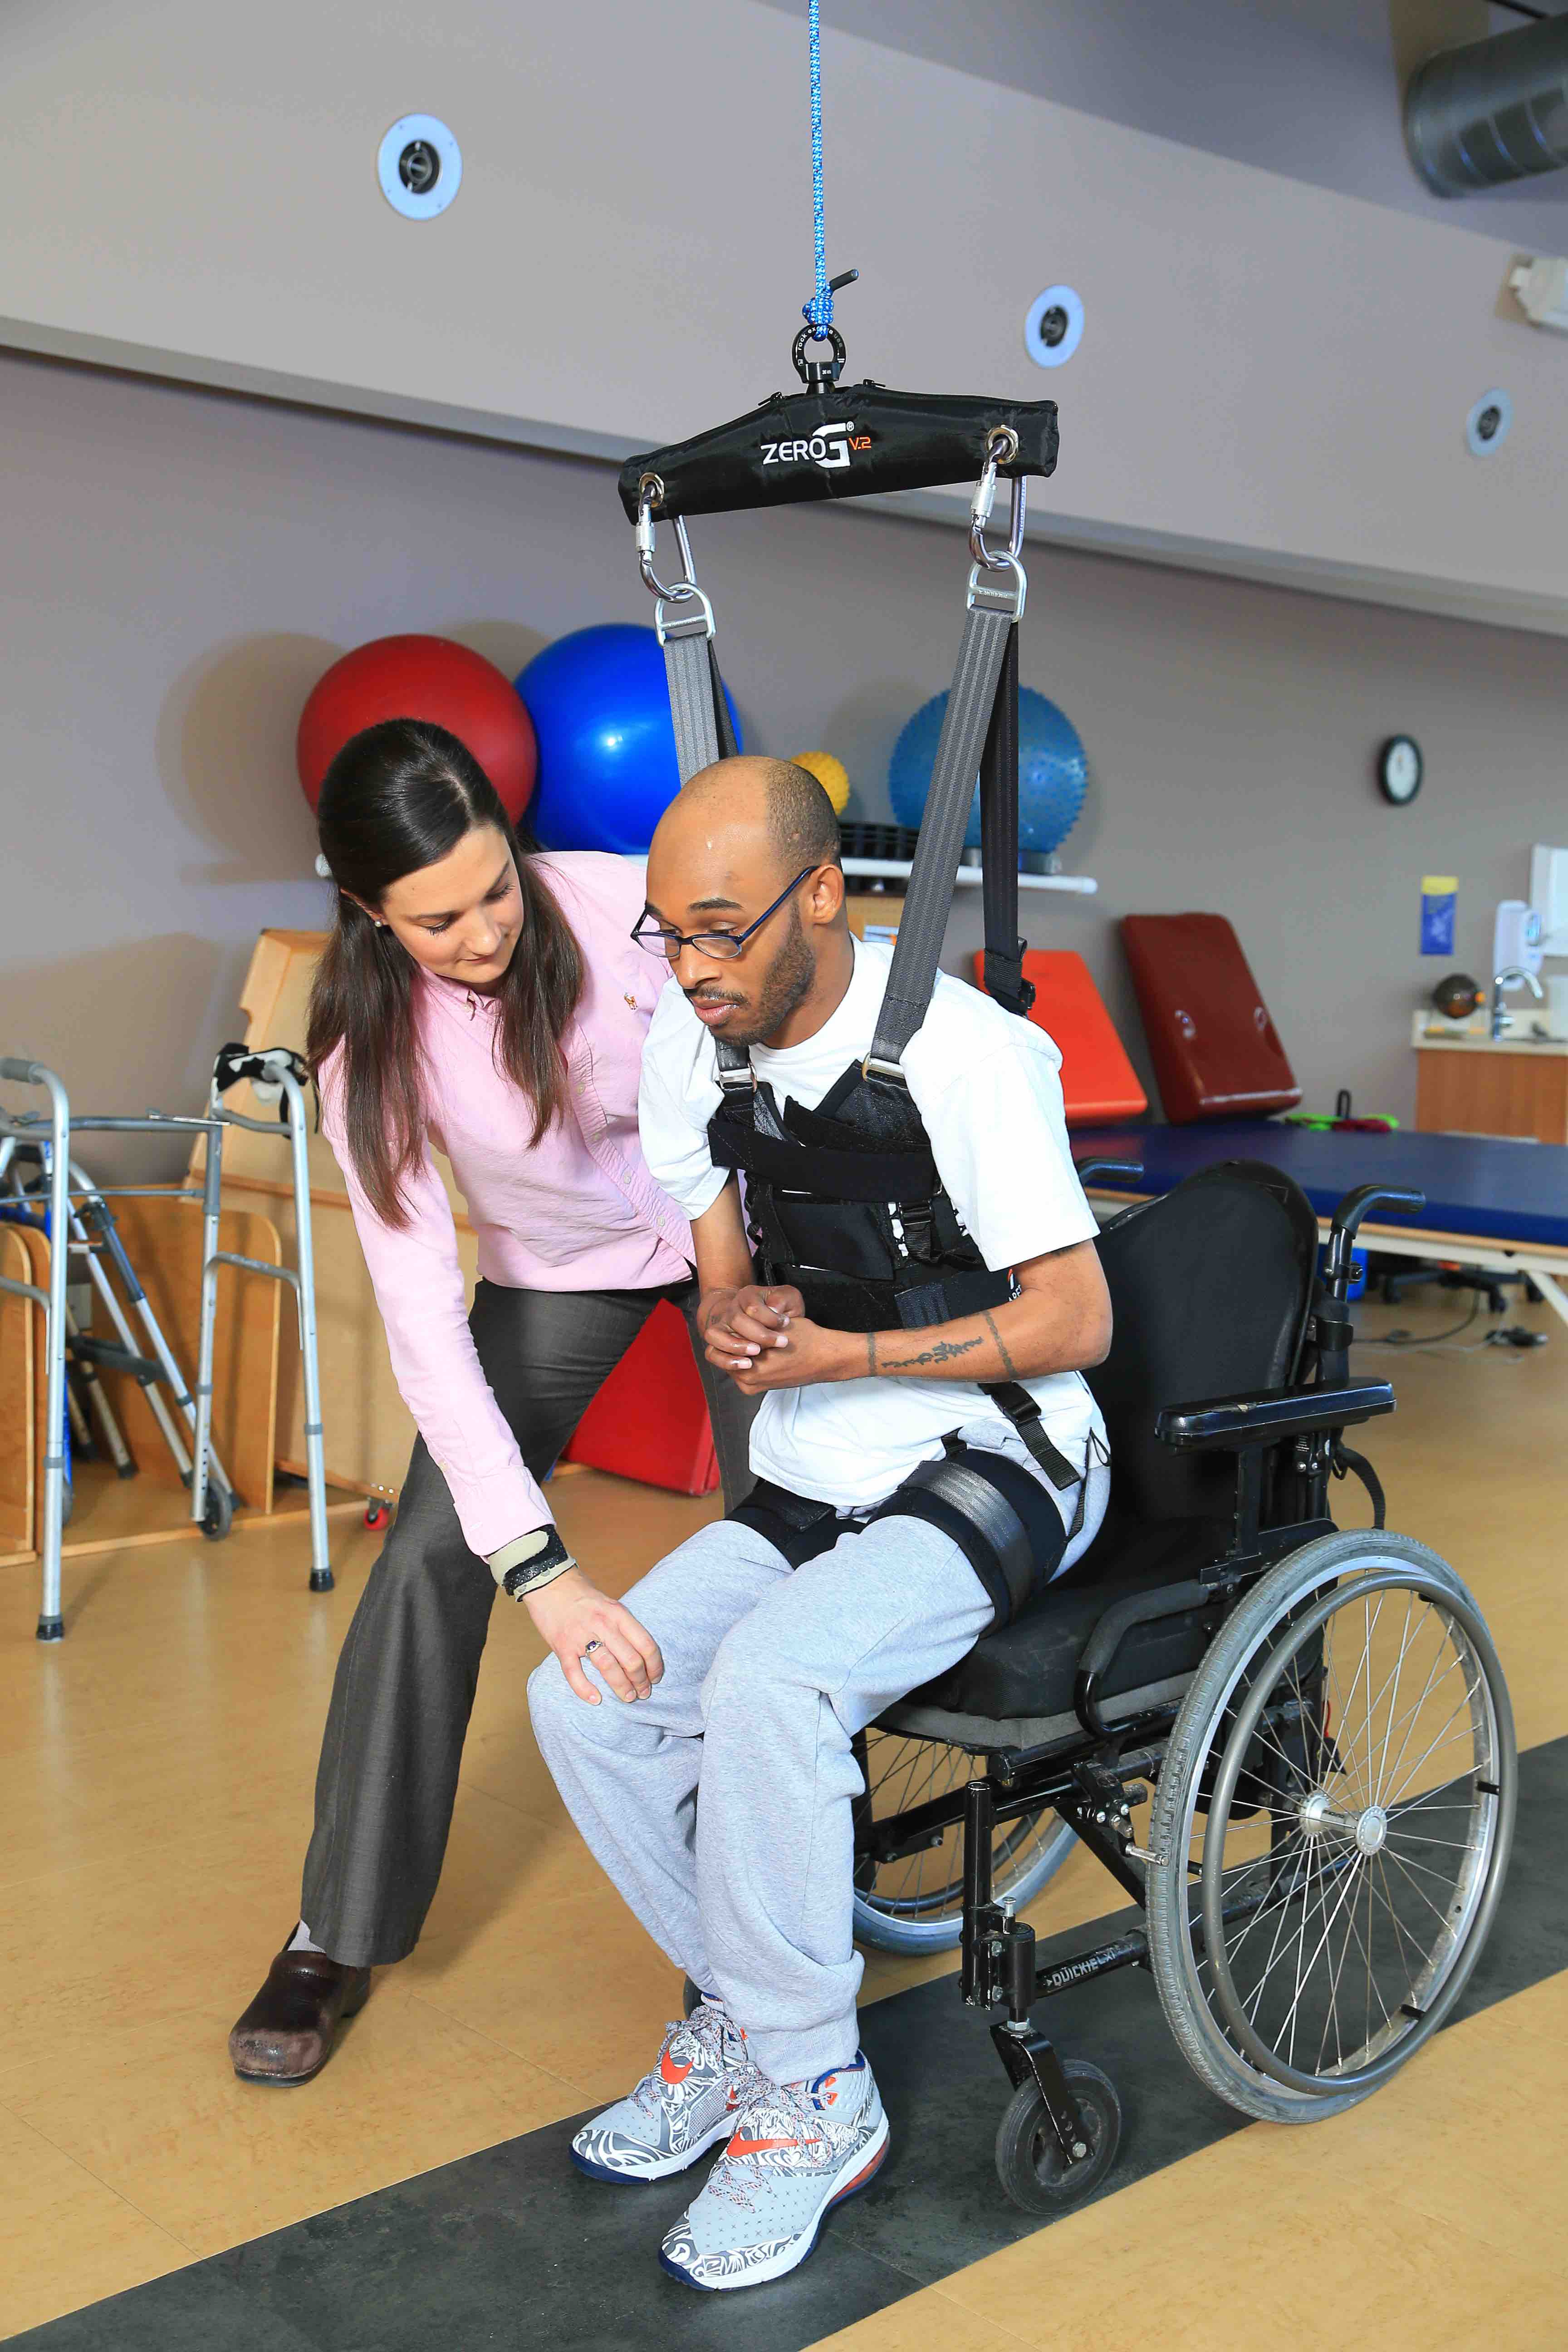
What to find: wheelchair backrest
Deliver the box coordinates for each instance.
[1086,1159,1319,1525]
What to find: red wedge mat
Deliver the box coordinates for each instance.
[1120,912,1299,1123]
[563,1296,719,1495]
[972,950,1147,1127]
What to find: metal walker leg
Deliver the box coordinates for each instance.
[196,1058,333,1592]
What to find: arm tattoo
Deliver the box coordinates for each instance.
[982,1308,1019,1382]
[876,1333,985,1373]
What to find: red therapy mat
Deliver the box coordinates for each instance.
[1120,912,1299,1123]
[563,1297,719,1495]
[972,949,1147,1127]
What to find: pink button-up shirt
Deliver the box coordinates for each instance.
[319,851,691,1555]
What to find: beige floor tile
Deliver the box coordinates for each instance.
[915,1978,1566,2352]
[809,2282,1038,2352]
[4,1981,575,2259]
[0,2103,191,2337]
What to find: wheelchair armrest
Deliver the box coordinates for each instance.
[1156,1379,1395,1453]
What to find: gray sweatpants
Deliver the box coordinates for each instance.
[529,1432,1108,2085]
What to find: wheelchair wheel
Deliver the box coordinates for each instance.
[994,2060,1121,2213]
[852,1729,1076,1954]
[1145,1531,1515,2125]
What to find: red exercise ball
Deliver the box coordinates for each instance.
[296,634,538,820]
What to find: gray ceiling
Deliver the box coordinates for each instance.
[762,1,1568,254]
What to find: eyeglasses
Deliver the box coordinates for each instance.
[630,867,817,964]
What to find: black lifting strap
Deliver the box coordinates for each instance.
[979,627,1034,1020]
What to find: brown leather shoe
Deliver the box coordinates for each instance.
[229,1942,373,2085]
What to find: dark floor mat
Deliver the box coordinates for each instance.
[11,1736,1563,2352]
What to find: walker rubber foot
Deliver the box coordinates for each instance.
[309,1570,335,1594]
[36,1616,64,1642]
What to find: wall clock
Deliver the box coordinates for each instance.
[1377,736,1423,806]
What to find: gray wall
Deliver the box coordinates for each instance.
[0,346,1561,1174]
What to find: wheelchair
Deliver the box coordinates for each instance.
[853,1157,1517,2211]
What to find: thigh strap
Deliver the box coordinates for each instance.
[867,1444,1068,1629]
[727,1479,844,1569]
[729,1446,1068,1625]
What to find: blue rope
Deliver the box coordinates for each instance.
[803,0,832,339]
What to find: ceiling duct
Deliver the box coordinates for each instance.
[1405,12,1568,195]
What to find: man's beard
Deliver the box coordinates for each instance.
[703,906,816,1048]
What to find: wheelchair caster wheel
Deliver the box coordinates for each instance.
[994,2060,1121,2214]
[200,1482,234,1540]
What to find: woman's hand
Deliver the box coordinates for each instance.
[524,1566,664,1705]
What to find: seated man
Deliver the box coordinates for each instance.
[528,755,1112,2293]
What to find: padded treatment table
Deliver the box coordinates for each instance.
[972,948,1147,1126]
[1070,1119,1568,1332]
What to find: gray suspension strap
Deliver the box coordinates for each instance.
[637,476,738,786]
[867,438,1028,1078]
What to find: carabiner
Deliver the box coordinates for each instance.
[969,427,1027,571]
[636,478,701,603]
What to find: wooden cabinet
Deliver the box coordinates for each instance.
[1414,1041,1568,1144]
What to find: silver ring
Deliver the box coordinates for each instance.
[583,1638,603,1655]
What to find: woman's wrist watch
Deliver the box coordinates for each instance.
[487,1525,577,1601]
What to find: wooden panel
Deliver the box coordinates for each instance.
[187,926,482,1504]
[95,1195,281,1517]
[1415,1050,1568,1145]
[263,1183,468,1504]
[0,1227,38,1555]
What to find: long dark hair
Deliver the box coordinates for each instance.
[307,718,583,1226]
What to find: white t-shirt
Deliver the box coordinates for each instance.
[638,936,1106,1509]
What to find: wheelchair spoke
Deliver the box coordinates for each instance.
[1373,1624,1460,1804]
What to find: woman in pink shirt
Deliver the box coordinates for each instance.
[228,718,755,2086]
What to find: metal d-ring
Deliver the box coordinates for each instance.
[791,321,848,386]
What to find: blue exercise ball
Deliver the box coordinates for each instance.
[517,622,742,854]
[887,686,1087,855]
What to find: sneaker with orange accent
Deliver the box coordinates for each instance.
[659,2051,888,2290]
[569,1999,752,2184]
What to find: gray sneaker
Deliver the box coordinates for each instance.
[660,2051,888,2291]
[570,1999,752,2184]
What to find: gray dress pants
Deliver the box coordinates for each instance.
[300,1277,756,1967]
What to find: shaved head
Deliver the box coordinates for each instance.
[670,755,840,885]
[645,754,852,1051]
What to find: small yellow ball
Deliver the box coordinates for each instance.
[792,750,851,815]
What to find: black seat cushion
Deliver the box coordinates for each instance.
[904,1512,1229,1724]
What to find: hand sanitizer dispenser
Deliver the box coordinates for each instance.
[1493,899,1543,980]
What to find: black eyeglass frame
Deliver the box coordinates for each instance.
[630,864,820,963]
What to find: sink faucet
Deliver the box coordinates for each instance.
[1490,965,1545,1039]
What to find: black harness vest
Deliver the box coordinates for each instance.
[706,1035,1080,1499]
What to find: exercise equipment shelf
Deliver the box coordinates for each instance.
[842,857,1096,893]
